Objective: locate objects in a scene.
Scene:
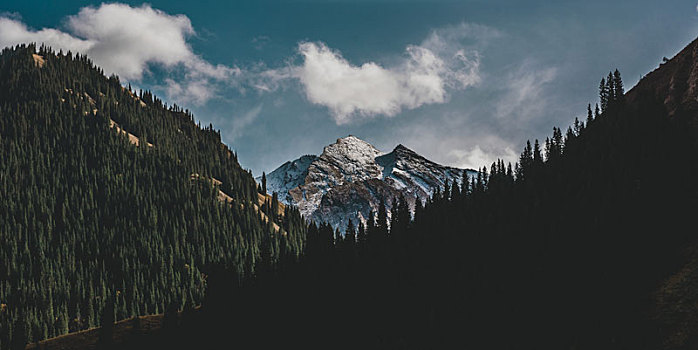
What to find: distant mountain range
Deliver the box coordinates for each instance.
[259,135,477,229]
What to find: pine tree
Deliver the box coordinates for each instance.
[461,171,470,198]
[451,180,461,201]
[261,172,267,195]
[606,72,616,103]
[552,127,563,158]
[517,140,533,180]
[334,228,343,247]
[533,139,543,165]
[356,220,367,255]
[613,69,624,102]
[377,199,388,239]
[574,117,582,135]
[271,192,279,222]
[599,78,608,113]
[595,103,600,119]
[346,220,356,238]
[344,219,357,261]
[367,210,376,236]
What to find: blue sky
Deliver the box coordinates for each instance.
[2,1,697,175]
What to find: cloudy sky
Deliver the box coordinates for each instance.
[1,1,697,175]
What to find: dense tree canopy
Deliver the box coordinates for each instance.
[0,44,306,349]
[191,68,698,349]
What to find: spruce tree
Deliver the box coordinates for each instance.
[599,78,608,112]
[346,219,356,238]
[606,72,616,103]
[574,117,582,135]
[261,172,267,195]
[613,69,624,102]
[356,221,367,255]
[595,103,600,119]
[377,199,388,239]
[533,139,543,165]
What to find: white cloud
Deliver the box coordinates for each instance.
[229,104,263,141]
[298,42,408,123]
[420,22,499,88]
[250,63,292,92]
[0,16,92,54]
[296,41,479,124]
[448,145,518,170]
[164,78,216,106]
[255,23,495,124]
[496,64,558,121]
[0,4,238,105]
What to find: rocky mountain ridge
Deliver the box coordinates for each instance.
[260,135,477,230]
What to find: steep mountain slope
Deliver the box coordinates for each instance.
[231,38,698,349]
[262,135,477,229]
[626,37,698,122]
[624,37,698,349]
[123,35,698,349]
[0,44,306,349]
[264,154,318,204]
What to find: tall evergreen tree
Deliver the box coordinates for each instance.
[376,199,388,239]
[600,78,608,112]
[606,71,616,103]
[261,172,267,195]
[595,103,601,119]
[533,139,543,165]
[613,69,624,102]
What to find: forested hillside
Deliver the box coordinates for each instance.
[0,44,306,349]
[4,36,698,350]
[168,51,698,349]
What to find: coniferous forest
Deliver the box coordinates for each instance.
[183,66,698,349]
[2,38,698,349]
[0,44,306,349]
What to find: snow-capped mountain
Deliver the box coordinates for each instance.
[259,135,477,230]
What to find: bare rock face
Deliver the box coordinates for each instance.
[260,135,477,230]
[264,154,317,204]
[626,37,698,132]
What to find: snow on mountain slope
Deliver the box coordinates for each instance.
[261,154,317,204]
[262,136,477,230]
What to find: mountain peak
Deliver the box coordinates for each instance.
[393,143,417,155]
[265,135,475,230]
[333,135,378,149]
[321,135,383,164]
[338,134,361,141]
